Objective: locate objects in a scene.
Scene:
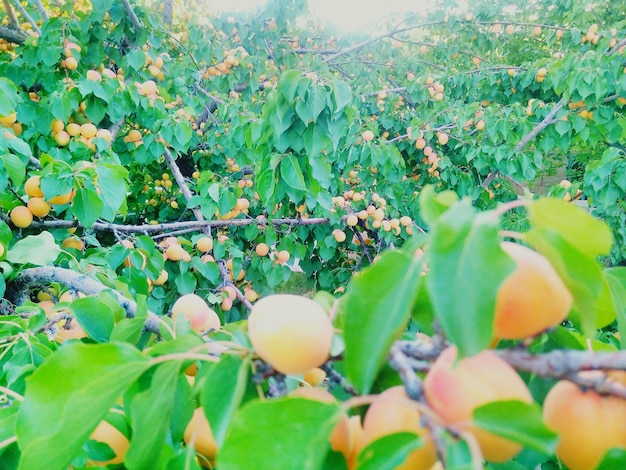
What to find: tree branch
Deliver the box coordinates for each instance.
[30,0,48,21]
[120,0,142,34]
[6,266,160,334]
[0,25,28,44]
[8,0,41,35]
[514,97,565,152]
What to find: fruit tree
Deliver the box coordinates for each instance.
[0,0,625,469]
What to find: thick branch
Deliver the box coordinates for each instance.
[7,266,160,334]
[120,0,142,34]
[9,0,41,35]
[31,0,48,21]
[0,25,28,44]
[514,98,565,152]
[2,0,19,28]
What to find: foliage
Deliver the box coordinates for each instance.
[0,0,624,469]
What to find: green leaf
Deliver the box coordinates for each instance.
[597,448,626,469]
[473,401,558,455]
[331,81,352,114]
[278,70,302,102]
[344,250,422,394]
[6,232,60,266]
[218,398,340,470]
[0,78,19,116]
[528,199,613,257]
[201,355,249,446]
[125,361,181,470]
[0,406,18,445]
[605,267,626,349]
[426,203,515,358]
[0,153,26,188]
[419,185,459,226]
[72,187,104,228]
[280,155,307,192]
[16,342,149,470]
[70,296,115,342]
[357,433,425,470]
[95,164,128,217]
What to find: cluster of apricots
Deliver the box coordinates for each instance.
[202,46,249,80]
[49,116,112,150]
[9,175,75,229]
[332,190,414,238]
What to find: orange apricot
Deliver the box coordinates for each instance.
[184,408,218,462]
[88,420,129,466]
[10,206,33,228]
[494,242,572,339]
[362,386,438,469]
[543,378,626,470]
[423,346,533,462]
[27,197,51,218]
[247,294,333,375]
[171,293,221,332]
[255,242,269,256]
[24,175,44,197]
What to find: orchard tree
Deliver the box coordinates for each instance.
[0,0,624,469]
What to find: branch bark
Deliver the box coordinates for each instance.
[120,0,142,34]
[0,25,28,44]
[6,266,160,334]
[514,97,565,152]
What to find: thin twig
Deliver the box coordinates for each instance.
[30,0,48,21]
[8,0,41,35]
[514,98,565,151]
[120,0,142,34]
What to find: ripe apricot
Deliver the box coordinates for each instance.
[62,236,84,251]
[184,408,218,462]
[361,130,375,142]
[153,269,168,286]
[247,294,333,375]
[165,243,191,262]
[423,346,533,462]
[10,206,33,228]
[303,367,326,387]
[27,197,51,218]
[494,242,572,339]
[95,128,112,142]
[88,420,129,466]
[49,189,75,205]
[24,175,44,197]
[275,250,290,264]
[289,387,352,458]
[0,112,17,127]
[196,237,214,252]
[255,242,269,256]
[80,123,97,139]
[171,293,221,332]
[362,386,438,469]
[543,378,626,470]
[346,415,366,470]
[66,122,81,137]
[54,130,71,146]
[64,57,78,70]
[50,119,64,134]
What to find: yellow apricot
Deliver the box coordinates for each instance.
[171,293,221,332]
[64,57,78,70]
[24,175,44,198]
[88,420,129,466]
[62,236,84,251]
[49,189,75,205]
[184,408,218,462]
[66,122,81,137]
[27,197,51,218]
[361,130,375,141]
[275,250,290,264]
[0,112,17,127]
[165,243,191,262]
[494,242,572,339]
[50,119,64,133]
[196,237,214,252]
[80,123,97,139]
[363,386,438,469]
[247,294,333,375]
[255,242,269,256]
[423,347,533,462]
[54,130,71,146]
[303,367,326,387]
[10,206,33,228]
[543,378,626,470]
[289,387,352,459]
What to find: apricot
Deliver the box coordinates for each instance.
[543,378,626,470]
[423,347,533,462]
[80,123,98,139]
[49,189,75,205]
[289,387,352,458]
[10,206,33,228]
[196,236,213,252]
[494,242,572,339]
[346,415,366,470]
[24,175,44,197]
[171,293,221,332]
[362,386,438,469]
[275,250,290,264]
[184,408,218,462]
[247,294,333,375]
[54,130,71,146]
[303,367,326,387]
[88,420,129,466]
[165,243,191,262]
[255,242,269,256]
[27,197,50,218]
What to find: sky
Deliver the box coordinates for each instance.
[204,0,432,32]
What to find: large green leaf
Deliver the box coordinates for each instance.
[528,198,613,258]
[218,398,340,470]
[72,187,104,228]
[6,231,60,266]
[419,185,459,226]
[280,155,307,191]
[0,78,19,116]
[473,401,558,455]
[344,250,422,394]
[426,202,515,358]
[16,342,149,470]
[201,354,249,446]
[605,267,626,349]
[125,361,181,470]
[95,163,128,217]
[70,296,116,342]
